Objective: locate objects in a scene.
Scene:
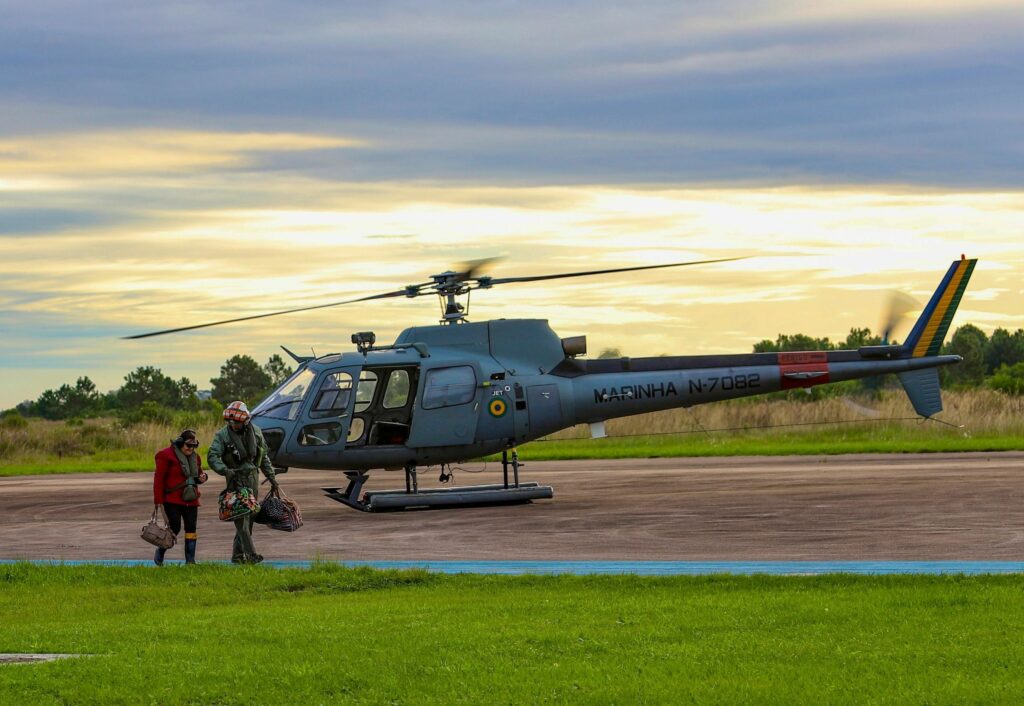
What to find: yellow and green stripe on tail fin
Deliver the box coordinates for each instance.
[903,257,977,358]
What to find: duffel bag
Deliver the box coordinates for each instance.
[218,486,260,522]
[254,487,289,525]
[270,491,303,532]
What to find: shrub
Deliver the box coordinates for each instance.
[989,363,1024,396]
[0,410,28,429]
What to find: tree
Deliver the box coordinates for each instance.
[842,327,882,349]
[264,354,294,387]
[118,366,194,410]
[210,355,273,405]
[753,333,834,353]
[34,388,64,420]
[941,324,988,387]
[32,376,102,420]
[175,377,200,410]
[984,328,1024,374]
[597,348,622,359]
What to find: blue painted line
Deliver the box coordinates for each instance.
[2,560,1024,575]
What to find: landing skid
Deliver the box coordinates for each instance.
[321,449,554,512]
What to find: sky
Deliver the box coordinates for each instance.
[2,0,1023,408]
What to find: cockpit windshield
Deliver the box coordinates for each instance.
[251,368,315,421]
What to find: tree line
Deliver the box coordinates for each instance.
[10,354,295,422]
[600,324,1024,396]
[750,325,1024,393]
[8,323,1024,423]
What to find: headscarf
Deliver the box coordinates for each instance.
[173,445,199,478]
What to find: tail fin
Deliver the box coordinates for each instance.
[902,256,977,358]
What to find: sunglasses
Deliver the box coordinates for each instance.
[184,441,200,448]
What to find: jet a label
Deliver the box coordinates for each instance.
[594,381,677,404]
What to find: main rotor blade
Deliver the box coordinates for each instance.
[454,256,504,282]
[122,289,412,340]
[484,256,747,286]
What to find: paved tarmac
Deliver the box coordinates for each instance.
[1,452,1022,563]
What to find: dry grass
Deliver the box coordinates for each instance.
[0,418,222,465]
[547,389,1024,440]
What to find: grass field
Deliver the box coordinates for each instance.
[1,564,1023,704]
[2,391,1022,476]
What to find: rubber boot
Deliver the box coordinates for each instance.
[184,535,197,565]
[154,547,166,566]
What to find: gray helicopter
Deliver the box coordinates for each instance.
[128,255,976,511]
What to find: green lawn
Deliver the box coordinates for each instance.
[1,564,1023,704]
[517,430,1024,460]
[0,450,152,477]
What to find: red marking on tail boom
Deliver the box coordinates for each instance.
[779,351,830,389]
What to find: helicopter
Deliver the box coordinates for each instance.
[127,255,977,511]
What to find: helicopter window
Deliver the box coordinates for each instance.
[422,366,477,409]
[382,370,411,409]
[310,371,354,419]
[355,371,378,412]
[298,422,342,446]
[347,417,365,443]
[252,368,315,421]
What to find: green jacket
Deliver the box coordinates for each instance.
[207,424,276,497]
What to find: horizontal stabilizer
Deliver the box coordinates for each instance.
[898,368,943,418]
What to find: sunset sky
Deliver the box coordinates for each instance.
[2,1,1022,408]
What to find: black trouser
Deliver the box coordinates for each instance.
[163,503,198,536]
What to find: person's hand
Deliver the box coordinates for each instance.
[269,478,280,491]
[224,470,235,484]
[241,462,258,474]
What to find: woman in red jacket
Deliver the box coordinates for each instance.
[153,429,208,565]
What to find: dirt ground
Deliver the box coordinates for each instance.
[1,452,1023,562]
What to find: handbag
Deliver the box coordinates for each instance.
[140,506,177,549]
[218,484,260,522]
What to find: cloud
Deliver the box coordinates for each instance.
[3,178,1022,407]
[0,130,358,177]
[0,2,1021,187]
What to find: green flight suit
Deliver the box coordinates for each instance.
[207,423,277,563]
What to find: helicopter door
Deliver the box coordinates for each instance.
[526,384,563,437]
[285,367,357,458]
[405,364,481,448]
[345,367,418,447]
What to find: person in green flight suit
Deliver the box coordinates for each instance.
[207,400,279,564]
